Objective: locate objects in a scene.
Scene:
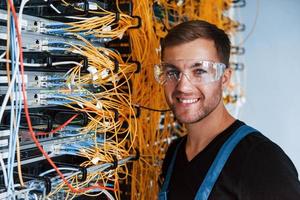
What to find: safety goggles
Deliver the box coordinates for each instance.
[154,60,226,85]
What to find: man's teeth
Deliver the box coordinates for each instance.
[178,98,199,103]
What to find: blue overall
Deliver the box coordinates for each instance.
[159,125,257,200]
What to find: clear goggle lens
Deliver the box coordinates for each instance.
[154,60,226,85]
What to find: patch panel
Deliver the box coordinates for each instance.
[0,1,139,199]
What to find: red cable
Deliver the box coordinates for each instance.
[35,114,78,136]
[7,0,117,194]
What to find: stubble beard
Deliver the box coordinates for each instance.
[172,92,223,124]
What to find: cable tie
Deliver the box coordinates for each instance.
[112,109,119,122]
[45,52,52,69]
[83,0,89,15]
[113,58,119,73]
[82,56,88,72]
[134,106,141,118]
[131,61,141,73]
[129,16,142,29]
[109,155,118,170]
[132,149,140,161]
[113,12,120,24]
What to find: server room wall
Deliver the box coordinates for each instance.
[239,0,300,173]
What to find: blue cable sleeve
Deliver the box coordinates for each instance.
[45,23,70,28]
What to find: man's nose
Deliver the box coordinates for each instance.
[176,73,194,91]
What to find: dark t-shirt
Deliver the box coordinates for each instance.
[160,120,300,200]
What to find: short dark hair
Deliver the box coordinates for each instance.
[161,20,231,67]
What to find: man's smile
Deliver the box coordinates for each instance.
[176,98,200,104]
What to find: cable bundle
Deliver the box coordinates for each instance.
[1,1,139,199]
[127,0,245,199]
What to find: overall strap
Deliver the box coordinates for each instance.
[160,139,184,193]
[194,125,257,200]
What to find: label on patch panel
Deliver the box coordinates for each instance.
[0,151,9,159]
[0,129,9,149]
[0,129,9,137]
[0,138,8,148]
[0,74,28,84]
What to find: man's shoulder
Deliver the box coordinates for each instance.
[228,128,300,197]
[236,127,287,160]
[220,121,298,180]
[229,127,299,182]
[232,126,293,166]
[217,126,300,198]
[232,121,280,156]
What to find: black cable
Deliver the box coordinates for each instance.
[133,104,171,112]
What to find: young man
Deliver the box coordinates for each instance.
[156,20,300,200]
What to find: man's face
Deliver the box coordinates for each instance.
[163,38,225,124]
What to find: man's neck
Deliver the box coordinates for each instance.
[185,103,235,161]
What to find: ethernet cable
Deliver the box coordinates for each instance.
[18,0,30,33]
[6,12,24,200]
[6,2,25,191]
[7,14,16,192]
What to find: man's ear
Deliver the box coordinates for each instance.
[222,68,232,89]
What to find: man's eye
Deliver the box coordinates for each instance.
[166,70,180,77]
[194,68,207,76]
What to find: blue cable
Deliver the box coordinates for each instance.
[45,23,71,29]
[7,15,17,199]
[45,29,67,35]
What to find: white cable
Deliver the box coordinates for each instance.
[0,46,19,124]
[0,52,5,59]
[52,61,83,67]
[0,59,83,67]
[84,188,115,200]
[39,167,79,177]
[18,0,30,33]
[50,4,61,14]
[101,189,115,200]
[65,16,89,20]
[0,153,8,187]
[8,30,20,200]
[43,0,61,14]
[1,2,28,199]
